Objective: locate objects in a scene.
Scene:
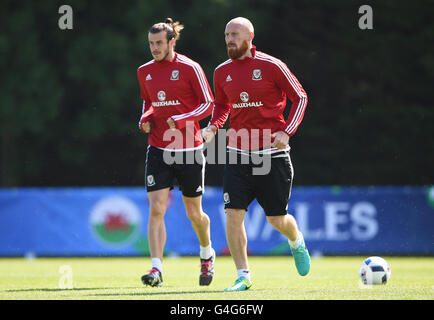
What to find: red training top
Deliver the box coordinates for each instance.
[209,46,308,151]
[137,52,214,151]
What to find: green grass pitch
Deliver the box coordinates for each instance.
[1,256,433,300]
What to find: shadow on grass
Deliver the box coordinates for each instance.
[5,287,265,297]
[5,287,137,293]
[86,288,266,297]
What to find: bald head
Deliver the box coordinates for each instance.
[224,17,254,60]
[226,17,254,35]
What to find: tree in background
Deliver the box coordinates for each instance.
[0,0,433,186]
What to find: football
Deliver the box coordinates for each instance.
[359,256,391,285]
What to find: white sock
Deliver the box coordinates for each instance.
[237,269,251,281]
[288,231,304,249]
[200,243,213,260]
[151,258,162,273]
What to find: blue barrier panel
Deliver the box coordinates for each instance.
[0,186,433,256]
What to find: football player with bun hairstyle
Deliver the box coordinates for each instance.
[147,18,184,61]
[137,18,215,288]
[202,17,310,291]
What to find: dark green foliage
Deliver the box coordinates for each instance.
[0,0,432,186]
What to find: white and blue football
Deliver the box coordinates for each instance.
[359,256,391,285]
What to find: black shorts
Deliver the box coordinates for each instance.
[145,146,205,197]
[223,149,293,216]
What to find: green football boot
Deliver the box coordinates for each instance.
[290,233,311,276]
[224,276,252,292]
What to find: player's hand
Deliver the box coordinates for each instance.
[271,131,289,149]
[167,117,176,130]
[139,118,152,134]
[202,125,217,143]
[140,121,151,134]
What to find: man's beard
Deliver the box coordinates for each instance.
[227,40,249,60]
[153,47,170,62]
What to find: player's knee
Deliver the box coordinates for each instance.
[183,197,203,221]
[225,209,246,229]
[266,215,285,231]
[185,206,204,223]
[149,199,167,218]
